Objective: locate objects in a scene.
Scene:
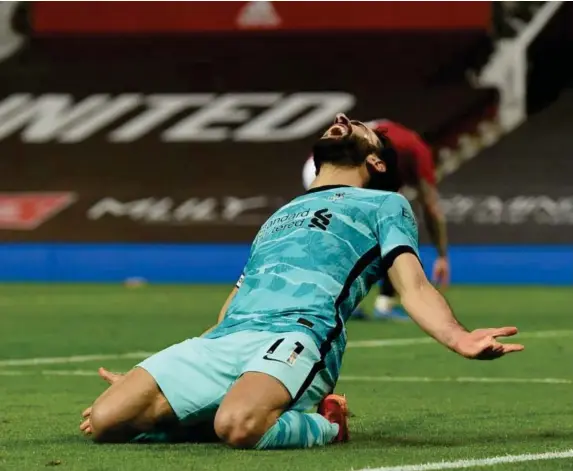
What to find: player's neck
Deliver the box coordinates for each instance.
[309,166,365,190]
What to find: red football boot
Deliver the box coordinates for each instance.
[317,394,350,443]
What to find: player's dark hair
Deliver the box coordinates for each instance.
[374,129,392,156]
[370,129,402,192]
[373,129,397,170]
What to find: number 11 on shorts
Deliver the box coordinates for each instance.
[263,338,306,366]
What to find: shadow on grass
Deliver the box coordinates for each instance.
[7,427,573,452]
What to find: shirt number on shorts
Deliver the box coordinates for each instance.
[263,338,305,366]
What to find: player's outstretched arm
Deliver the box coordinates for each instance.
[387,253,524,360]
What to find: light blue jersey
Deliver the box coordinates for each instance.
[205,185,419,393]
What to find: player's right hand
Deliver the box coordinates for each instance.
[452,327,525,360]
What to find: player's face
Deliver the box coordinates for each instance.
[314,114,383,165]
[316,114,400,192]
[321,114,381,152]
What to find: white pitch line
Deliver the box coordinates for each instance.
[0,351,153,367]
[0,370,570,385]
[355,449,573,471]
[348,338,434,348]
[1,329,572,367]
[338,375,572,385]
[0,369,101,376]
[346,329,573,348]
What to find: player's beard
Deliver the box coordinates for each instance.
[312,137,402,192]
[312,136,361,170]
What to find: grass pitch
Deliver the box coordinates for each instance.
[0,285,572,471]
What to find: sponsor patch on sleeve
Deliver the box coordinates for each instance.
[236,273,245,288]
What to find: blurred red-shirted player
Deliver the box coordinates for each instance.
[303,119,450,320]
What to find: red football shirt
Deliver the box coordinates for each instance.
[368,119,436,187]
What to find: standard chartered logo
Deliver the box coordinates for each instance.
[308,208,332,231]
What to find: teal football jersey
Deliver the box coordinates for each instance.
[204,185,420,384]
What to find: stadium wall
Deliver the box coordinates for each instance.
[0,244,570,285]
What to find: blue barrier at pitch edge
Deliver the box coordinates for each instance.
[0,243,571,284]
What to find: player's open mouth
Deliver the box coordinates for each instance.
[323,123,349,138]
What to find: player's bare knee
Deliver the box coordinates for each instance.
[214,408,265,449]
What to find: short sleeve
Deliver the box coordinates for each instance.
[376,193,420,271]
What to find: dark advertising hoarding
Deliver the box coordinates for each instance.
[0,89,355,242]
[0,32,567,244]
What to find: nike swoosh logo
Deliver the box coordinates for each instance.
[262,355,289,364]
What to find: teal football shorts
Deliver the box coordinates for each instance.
[137,330,333,425]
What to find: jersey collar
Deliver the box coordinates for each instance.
[305,184,352,195]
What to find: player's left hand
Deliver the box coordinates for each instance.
[79,367,125,435]
[432,256,450,288]
[453,327,525,360]
[97,366,124,385]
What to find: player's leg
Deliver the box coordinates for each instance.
[350,303,369,320]
[281,347,349,445]
[214,332,343,449]
[214,371,290,447]
[352,280,401,321]
[352,278,403,321]
[88,367,177,443]
[85,337,233,443]
[373,280,397,317]
[373,279,410,320]
[130,417,218,444]
[80,368,200,443]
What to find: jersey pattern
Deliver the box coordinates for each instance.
[205,185,420,387]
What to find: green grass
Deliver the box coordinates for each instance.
[0,285,572,471]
